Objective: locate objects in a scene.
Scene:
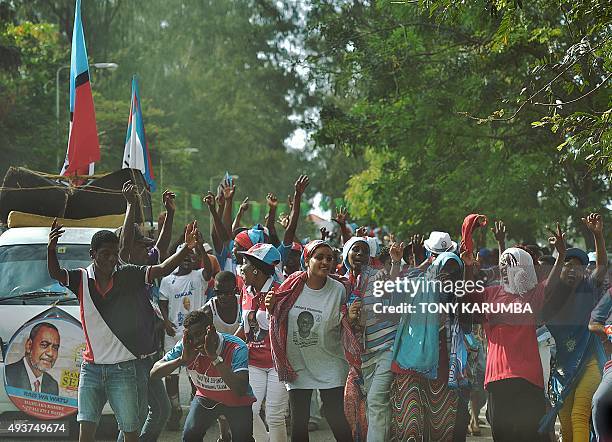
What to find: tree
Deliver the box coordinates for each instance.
[303,0,610,247]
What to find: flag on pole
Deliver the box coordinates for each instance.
[60,0,100,178]
[123,75,156,191]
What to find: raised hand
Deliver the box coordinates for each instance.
[389,241,405,263]
[491,220,506,243]
[204,325,218,358]
[278,213,290,229]
[546,222,566,256]
[266,193,278,208]
[239,197,249,213]
[216,185,225,206]
[294,175,310,196]
[162,190,176,213]
[334,206,349,225]
[122,180,138,205]
[195,228,205,247]
[582,213,603,235]
[222,179,236,200]
[48,218,64,250]
[184,221,199,249]
[181,329,196,364]
[410,234,425,258]
[203,191,215,209]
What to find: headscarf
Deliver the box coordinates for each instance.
[500,247,538,295]
[299,239,328,271]
[342,236,370,271]
[392,253,468,387]
[269,240,361,382]
[460,214,487,255]
[234,225,267,250]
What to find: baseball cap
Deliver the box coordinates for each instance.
[237,243,281,267]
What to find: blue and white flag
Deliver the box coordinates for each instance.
[123,75,156,190]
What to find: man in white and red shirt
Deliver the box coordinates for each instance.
[47,220,200,442]
[151,308,255,442]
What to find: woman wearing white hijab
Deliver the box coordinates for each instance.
[342,236,403,442]
[462,223,566,442]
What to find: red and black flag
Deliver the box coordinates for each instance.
[60,0,100,178]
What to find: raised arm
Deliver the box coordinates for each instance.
[195,230,213,281]
[47,219,67,284]
[148,221,198,280]
[265,193,281,247]
[544,222,567,298]
[221,179,235,240]
[204,192,230,244]
[411,234,426,269]
[389,241,405,279]
[210,188,225,253]
[332,206,352,245]
[155,190,176,259]
[283,175,309,246]
[119,181,138,263]
[491,220,506,261]
[582,213,607,285]
[232,197,249,233]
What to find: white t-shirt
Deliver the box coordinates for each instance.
[159,270,207,349]
[205,295,242,335]
[285,277,349,390]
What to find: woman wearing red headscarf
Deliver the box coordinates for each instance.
[265,240,359,442]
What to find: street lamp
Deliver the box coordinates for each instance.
[55,62,119,169]
[91,62,118,70]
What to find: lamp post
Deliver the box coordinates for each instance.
[55,62,119,169]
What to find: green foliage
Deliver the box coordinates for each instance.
[1,0,312,238]
[0,21,67,175]
[304,0,610,247]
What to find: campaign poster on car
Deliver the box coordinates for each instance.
[3,307,84,419]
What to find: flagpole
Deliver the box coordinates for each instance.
[56,65,70,170]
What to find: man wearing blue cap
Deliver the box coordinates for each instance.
[541,212,608,441]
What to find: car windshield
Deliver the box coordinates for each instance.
[0,244,91,299]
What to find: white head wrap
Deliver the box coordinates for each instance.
[499,247,538,295]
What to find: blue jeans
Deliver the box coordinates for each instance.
[117,356,171,442]
[362,349,394,442]
[183,396,254,442]
[592,364,612,441]
[78,360,140,433]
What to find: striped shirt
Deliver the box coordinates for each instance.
[348,267,399,369]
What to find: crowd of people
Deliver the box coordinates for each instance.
[45,175,611,442]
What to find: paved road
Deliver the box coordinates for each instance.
[2,371,497,441]
[156,372,495,442]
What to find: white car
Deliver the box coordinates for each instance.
[0,227,116,437]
